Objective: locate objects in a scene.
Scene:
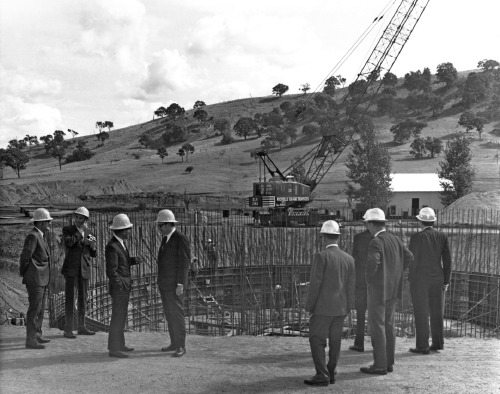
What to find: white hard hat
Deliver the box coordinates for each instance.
[320,220,341,234]
[363,208,387,222]
[109,213,133,230]
[155,209,178,223]
[31,208,53,221]
[74,206,89,218]
[417,207,436,222]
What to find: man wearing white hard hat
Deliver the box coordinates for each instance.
[19,208,53,349]
[105,213,141,358]
[360,208,413,375]
[156,209,191,358]
[304,220,355,387]
[61,207,97,338]
[408,207,451,354]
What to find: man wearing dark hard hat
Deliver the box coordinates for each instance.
[408,207,451,354]
[19,208,53,349]
[105,213,141,358]
[304,220,355,386]
[156,209,191,358]
[61,207,97,338]
[360,208,413,375]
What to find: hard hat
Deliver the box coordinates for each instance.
[416,207,436,222]
[31,208,53,221]
[155,209,178,223]
[320,220,341,234]
[74,206,89,218]
[363,208,387,222]
[109,213,133,230]
[208,239,212,243]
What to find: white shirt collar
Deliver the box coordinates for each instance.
[34,227,44,237]
[113,234,126,249]
[165,227,176,242]
[326,244,338,248]
[374,229,386,237]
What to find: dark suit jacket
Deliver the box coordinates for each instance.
[157,229,191,290]
[408,227,452,285]
[352,230,372,289]
[306,246,356,316]
[105,237,138,294]
[19,227,51,287]
[366,231,413,303]
[61,225,97,278]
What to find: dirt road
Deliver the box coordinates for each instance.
[1,322,499,394]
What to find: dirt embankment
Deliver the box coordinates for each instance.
[439,190,500,225]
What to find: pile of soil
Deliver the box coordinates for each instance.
[439,190,500,225]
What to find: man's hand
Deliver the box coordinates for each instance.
[442,284,449,291]
[176,284,184,297]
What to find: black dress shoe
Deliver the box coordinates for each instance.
[429,344,443,351]
[349,345,364,352]
[387,365,394,373]
[37,337,51,344]
[63,331,76,339]
[360,366,387,375]
[304,376,329,386]
[121,346,134,352]
[26,343,45,349]
[329,378,335,384]
[161,344,176,352]
[409,347,430,354]
[78,328,96,335]
[173,347,186,357]
[109,351,129,358]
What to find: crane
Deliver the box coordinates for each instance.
[247,0,431,226]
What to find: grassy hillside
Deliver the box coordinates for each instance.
[1,71,499,209]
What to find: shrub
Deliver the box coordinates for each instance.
[65,147,94,163]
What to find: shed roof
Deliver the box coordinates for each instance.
[391,173,443,192]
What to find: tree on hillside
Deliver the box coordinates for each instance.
[0,149,6,179]
[181,143,195,162]
[220,130,235,145]
[49,130,69,170]
[165,103,185,120]
[193,108,208,123]
[323,75,341,97]
[377,94,395,115]
[299,83,311,94]
[348,79,369,97]
[269,129,288,150]
[458,111,489,140]
[185,166,194,174]
[438,136,476,206]
[462,72,490,106]
[65,143,94,164]
[382,72,398,87]
[233,117,257,140]
[429,94,445,116]
[154,106,167,119]
[95,121,104,133]
[436,62,458,87]
[96,130,110,146]
[24,135,39,146]
[345,130,393,211]
[477,59,499,72]
[8,139,27,150]
[163,122,187,143]
[279,101,293,112]
[406,92,432,114]
[272,83,289,97]
[157,145,168,163]
[214,118,231,133]
[68,129,78,139]
[104,121,114,131]
[177,148,186,162]
[138,134,151,149]
[390,119,428,144]
[3,148,30,178]
[193,100,206,109]
[402,69,431,92]
[424,137,443,158]
[40,135,53,152]
[410,137,427,159]
[302,124,319,140]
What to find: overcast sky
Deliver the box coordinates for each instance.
[1,0,498,148]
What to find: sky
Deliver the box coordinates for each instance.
[1,0,498,148]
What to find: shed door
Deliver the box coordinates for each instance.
[412,198,419,216]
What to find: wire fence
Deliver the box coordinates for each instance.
[47,208,500,339]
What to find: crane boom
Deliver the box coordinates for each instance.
[285,0,430,191]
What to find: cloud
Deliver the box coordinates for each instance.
[0,68,61,102]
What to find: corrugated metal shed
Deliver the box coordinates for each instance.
[391,173,443,192]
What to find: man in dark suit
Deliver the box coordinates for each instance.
[105,213,140,358]
[20,208,53,349]
[61,207,97,338]
[304,220,355,386]
[408,207,452,354]
[349,228,372,352]
[360,208,413,375]
[156,209,191,358]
